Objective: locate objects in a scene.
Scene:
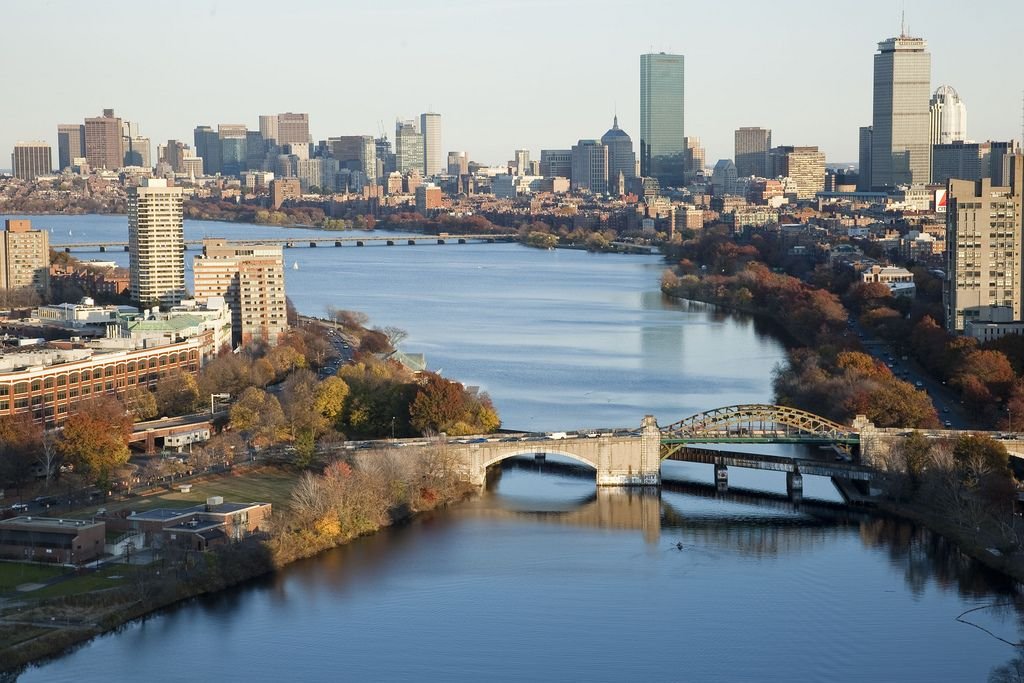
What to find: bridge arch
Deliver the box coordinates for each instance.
[661,404,855,443]
[480,448,599,474]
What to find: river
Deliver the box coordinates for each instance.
[11,214,1024,681]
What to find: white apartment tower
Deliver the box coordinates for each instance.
[129,178,185,308]
[420,112,442,177]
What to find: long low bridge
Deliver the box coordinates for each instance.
[443,404,1022,501]
[52,233,518,252]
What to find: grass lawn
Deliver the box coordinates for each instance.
[0,563,67,592]
[104,466,300,514]
[26,565,137,600]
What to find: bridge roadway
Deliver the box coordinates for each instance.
[52,233,517,251]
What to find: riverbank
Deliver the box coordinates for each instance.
[1,463,477,674]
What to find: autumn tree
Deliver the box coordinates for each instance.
[229,387,286,447]
[154,370,201,416]
[123,384,158,421]
[0,413,44,490]
[58,396,133,489]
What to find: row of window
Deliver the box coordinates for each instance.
[0,351,197,396]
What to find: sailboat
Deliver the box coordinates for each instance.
[292,261,299,271]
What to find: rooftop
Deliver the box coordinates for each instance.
[0,516,102,531]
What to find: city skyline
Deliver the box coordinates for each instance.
[2,0,1023,169]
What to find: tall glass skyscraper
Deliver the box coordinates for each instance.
[871,34,931,189]
[640,53,685,188]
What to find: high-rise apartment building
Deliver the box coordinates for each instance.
[194,126,221,176]
[871,34,931,188]
[773,146,826,200]
[570,140,609,194]
[57,124,85,171]
[276,113,310,148]
[601,116,637,188]
[944,155,1024,332]
[734,127,772,178]
[129,178,185,309]
[447,151,468,177]
[1,219,49,297]
[929,85,967,145]
[420,112,442,176]
[11,142,52,180]
[84,109,124,170]
[640,52,685,187]
[857,126,874,191]
[395,120,425,175]
[193,239,287,347]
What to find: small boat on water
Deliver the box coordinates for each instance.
[292,261,299,270]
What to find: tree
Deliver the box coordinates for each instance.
[410,373,468,435]
[899,430,932,492]
[0,413,43,490]
[380,326,408,348]
[123,384,158,421]
[58,396,133,489]
[155,370,202,416]
[314,376,349,423]
[229,387,286,447]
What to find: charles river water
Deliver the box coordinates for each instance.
[12,215,1024,681]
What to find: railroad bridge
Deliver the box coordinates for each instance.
[453,404,875,495]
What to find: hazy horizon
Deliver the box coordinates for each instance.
[3,0,1022,169]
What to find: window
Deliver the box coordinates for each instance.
[43,377,54,389]
[31,380,41,392]
[0,385,8,397]
[14,382,28,394]
[81,370,91,381]
[68,372,79,384]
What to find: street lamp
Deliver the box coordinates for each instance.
[391,416,396,441]
[210,393,230,416]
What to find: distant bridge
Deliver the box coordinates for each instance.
[52,234,518,252]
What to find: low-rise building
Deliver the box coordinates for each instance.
[123,498,272,550]
[0,516,105,564]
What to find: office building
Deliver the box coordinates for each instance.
[540,149,572,179]
[128,178,185,308]
[944,155,1024,332]
[276,112,310,147]
[773,146,826,200]
[447,151,468,177]
[219,124,248,177]
[857,126,873,191]
[57,124,85,171]
[259,115,279,145]
[930,85,967,145]
[513,149,530,175]
[420,112,442,176]
[246,131,268,172]
[640,52,686,187]
[395,120,425,175]
[684,137,705,183]
[415,185,443,214]
[124,136,151,168]
[193,239,287,346]
[871,33,931,188]
[570,140,609,194]
[194,125,221,176]
[734,127,772,178]
[11,142,51,180]
[327,135,377,185]
[270,178,301,209]
[84,109,124,170]
[601,116,637,189]
[1,219,49,297]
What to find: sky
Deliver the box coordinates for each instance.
[3,0,1023,168]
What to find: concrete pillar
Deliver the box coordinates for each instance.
[786,468,803,501]
[638,415,662,486]
[714,463,728,491]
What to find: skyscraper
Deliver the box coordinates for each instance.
[125,137,151,168]
[395,120,425,175]
[259,115,279,145]
[871,33,931,188]
[640,52,685,187]
[328,135,378,186]
[218,124,248,177]
[683,136,705,183]
[57,124,85,170]
[929,85,967,145]
[11,142,52,180]
[447,151,468,177]
[857,126,873,191]
[601,116,636,188]
[129,178,185,309]
[734,127,772,178]
[513,149,530,175]
[194,126,221,176]
[84,109,124,170]
[944,155,1024,332]
[570,140,609,194]
[773,146,826,200]
[420,112,442,176]
[276,113,310,148]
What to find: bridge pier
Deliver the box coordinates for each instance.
[786,469,803,501]
[714,463,728,491]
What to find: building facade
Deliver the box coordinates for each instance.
[944,155,1024,332]
[540,149,572,179]
[395,120,424,175]
[420,112,442,177]
[929,85,967,145]
[276,112,310,148]
[192,239,287,346]
[601,116,637,189]
[570,140,609,194]
[640,52,685,187]
[857,126,873,191]
[734,127,772,178]
[11,142,51,180]
[1,219,49,296]
[129,178,185,309]
[84,109,124,170]
[774,146,826,200]
[871,34,931,189]
[57,124,85,171]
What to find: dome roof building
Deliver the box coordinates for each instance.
[600,115,636,190]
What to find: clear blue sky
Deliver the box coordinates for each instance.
[4,0,1022,167]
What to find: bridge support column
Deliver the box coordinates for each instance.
[714,463,728,491]
[786,468,803,501]
[596,415,661,486]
